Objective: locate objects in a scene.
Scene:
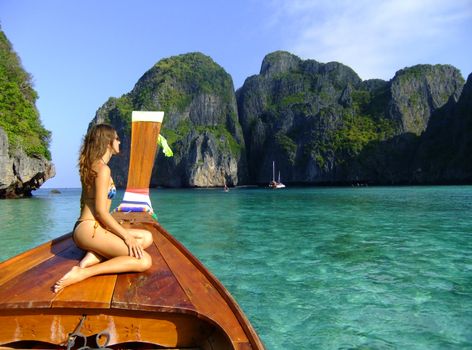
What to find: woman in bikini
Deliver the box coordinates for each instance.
[54,124,153,293]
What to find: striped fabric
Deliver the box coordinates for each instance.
[114,188,153,213]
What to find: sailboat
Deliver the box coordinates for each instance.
[269,161,286,189]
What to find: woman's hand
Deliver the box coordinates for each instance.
[124,234,144,259]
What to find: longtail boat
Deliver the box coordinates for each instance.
[0,112,265,350]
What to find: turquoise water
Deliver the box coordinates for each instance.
[1,186,472,349]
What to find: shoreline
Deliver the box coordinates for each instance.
[35,182,472,192]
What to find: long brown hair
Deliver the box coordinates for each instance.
[78,123,116,189]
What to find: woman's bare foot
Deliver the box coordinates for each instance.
[53,266,89,293]
[79,251,103,268]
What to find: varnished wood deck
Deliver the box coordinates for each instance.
[0,213,264,349]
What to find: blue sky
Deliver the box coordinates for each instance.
[1,0,471,188]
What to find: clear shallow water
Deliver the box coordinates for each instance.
[1,186,472,349]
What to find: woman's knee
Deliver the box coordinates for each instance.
[143,230,153,248]
[131,229,153,248]
[137,253,152,272]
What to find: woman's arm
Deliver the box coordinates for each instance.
[94,164,143,258]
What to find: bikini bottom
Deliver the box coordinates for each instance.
[73,219,100,238]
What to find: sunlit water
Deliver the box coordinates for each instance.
[1,186,472,349]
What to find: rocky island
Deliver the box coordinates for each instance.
[94,51,470,187]
[93,52,247,187]
[0,29,55,198]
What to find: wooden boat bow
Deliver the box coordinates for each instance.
[0,112,265,349]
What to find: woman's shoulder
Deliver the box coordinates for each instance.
[96,162,111,174]
[94,162,111,182]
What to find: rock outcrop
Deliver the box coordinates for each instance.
[0,127,55,198]
[93,52,246,187]
[387,65,464,135]
[412,73,472,183]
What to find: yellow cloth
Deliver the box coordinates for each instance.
[158,135,174,157]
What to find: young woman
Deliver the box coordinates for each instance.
[54,124,153,293]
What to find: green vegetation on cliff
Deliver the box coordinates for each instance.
[161,120,241,157]
[134,53,234,113]
[301,90,396,170]
[331,114,396,157]
[336,87,396,154]
[0,29,51,159]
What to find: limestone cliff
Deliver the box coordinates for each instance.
[412,73,472,183]
[0,29,55,198]
[387,65,464,135]
[90,50,469,187]
[237,51,466,185]
[92,52,246,187]
[0,127,55,198]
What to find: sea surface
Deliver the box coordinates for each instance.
[1,186,472,349]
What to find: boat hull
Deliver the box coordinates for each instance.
[0,212,265,349]
[0,308,232,349]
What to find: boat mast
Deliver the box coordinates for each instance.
[115,111,163,216]
[272,161,275,182]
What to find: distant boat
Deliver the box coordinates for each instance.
[269,161,286,189]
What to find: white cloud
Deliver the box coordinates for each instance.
[268,0,472,80]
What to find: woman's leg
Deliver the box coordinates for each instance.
[54,223,152,292]
[79,251,105,268]
[128,228,153,249]
[74,222,131,258]
[73,221,105,268]
[74,224,154,258]
[54,251,152,293]
[78,228,152,268]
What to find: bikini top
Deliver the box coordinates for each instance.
[108,177,116,199]
[80,177,116,207]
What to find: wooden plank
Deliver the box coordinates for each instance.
[112,212,156,225]
[0,233,73,287]
[152,228,249,344]
[52,273,116,309]
[112,241,196,313]
[0,243,83,309]
[127,121,161,189]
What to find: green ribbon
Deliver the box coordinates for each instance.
[158,135,174,157]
